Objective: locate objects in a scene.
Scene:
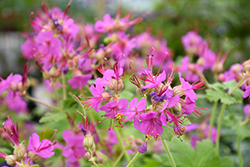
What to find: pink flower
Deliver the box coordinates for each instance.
[0,73,22,94]
[62,130,85,163]
[35,31,62,57]
[5,91,27,113]
[28,132,56,158]
[3,116,19,145]
[243,85,250,99]
[182,31,203,53]
[244,104,250,116]
[100,99,128,119]
[68,74,92,89]
[84,84,106,112]
[139,112,163,139]
[122,97,146,130]
[21,38,39,59]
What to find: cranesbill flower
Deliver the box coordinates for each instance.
[139,112,163,139]
[35,31,62,57]
[28,131,57,158]
[5,91,27,113]
[84,84,110,112]
[3,116,20,146]
[0,73,22,94]
[122,97,146,130]
[100,99,128,119]
[21,38,39,60]
[243,85,250,99]
[62,130,85,163]
[68,74,92,89]
[244,104,250,116]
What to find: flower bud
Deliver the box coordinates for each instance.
[212,63,223,73]
[131,143,137,152]
[6,155,17,166]
[173,86,185,97]
[243,59,250,72]
[42,71,51,80]
[83,134,95,151]
[108,79,124,91]
[14,143,27,160]
[218,73,225,82]
[83,152,90,160]
[197,57,205,66]
[28,151,40,161]
[135,139,143,146]
[102,92,111,102]
[96,155,104,164]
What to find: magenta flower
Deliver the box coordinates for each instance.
[21,38,39,60]
[141,70,166,91]
[84,84,106,112]
[244,104,250,116]
[100,99,128,119]
[62,18,79,38]
[190,135,202,148]
[5,91,27,113]
[68,74,92,89]
[139,112,163,139]
[122,97,146,130]
[28,132,56,158]
[35,31,62,57]
[3,116,19,145]
[243,85,250,99]
[95,14,114,33]
[178,72,198,102]
[62,130,85,163]
[0,73,22,94]
[182,31,203,53]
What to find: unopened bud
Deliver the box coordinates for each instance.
[212,63,223,73]
[6,155,17,166]
[135,139,143,146]
[243,59,250,72]
[173,86,185,97]
[28,151,40,161]
[102,92,111,102]
[218,73,225,82]
[188,64,196,73]
[97,155,104,164]
[14,143,27,160]
[83,134,95,151]
[131,143,137,152]
[108,79,123,91]
[197,57,205,66]
[42,71,51,80]
[83,152,90,160]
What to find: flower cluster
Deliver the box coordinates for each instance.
[0,117,56,167]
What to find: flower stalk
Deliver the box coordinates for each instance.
[162,137,176,167]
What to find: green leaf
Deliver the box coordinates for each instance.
[119,90,134,101]
[142,159,161,167]
[161,126,174,141]
[205,81,243,105]
[39,112,67,123]
[235,124,250,140]
[45,156,62,167]
[195,140,215,166]
[204,156,233,167]
[0,148,11,154]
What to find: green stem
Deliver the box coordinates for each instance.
[25,95,60,111]
[196,69,210,89]
[126,152,140,167]
[161,138,176,167]
[112,150,125,167]
[229,78,247,95]
[61,72,67,100]
[237,136,243,167]
[114,128,131,163]
[88,111,109,156]
[215,103,226,156]
[209,101,218,139]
